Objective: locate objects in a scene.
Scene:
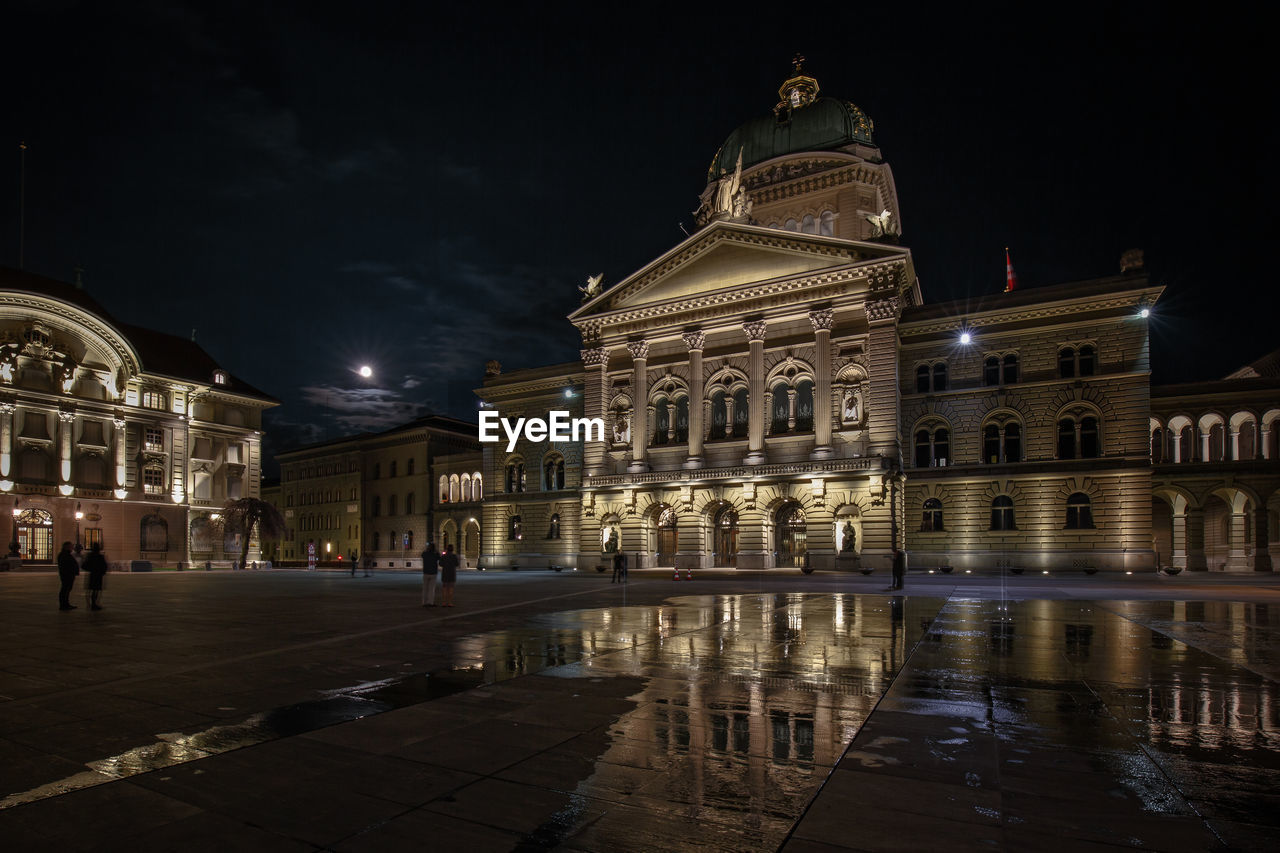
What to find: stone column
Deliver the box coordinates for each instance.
[1170,510,1187,569]
[1229,512,1249,570]
[743,320,767,466]
[580,347,608,477]
[1253,508,1272,571]
[682,331,705,469]
[58,411,75,485]
[0,402,14,479]
[627,341,650,473]
[787,388,797,431]
[1185,507,1207,571]
[113,417,128,491]
[865,297,902,461]
[809,308,834,460]
[1230,428,1241,461]
[1262,426,1272,460]
[1201,429,1211,463]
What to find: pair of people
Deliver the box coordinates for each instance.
[57,541,107,611]
[420,542,460,607]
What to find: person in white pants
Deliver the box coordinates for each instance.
[421,542,440,607]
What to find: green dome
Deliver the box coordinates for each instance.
[708,97,876,182]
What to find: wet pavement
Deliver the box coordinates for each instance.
[1,570,1278,850]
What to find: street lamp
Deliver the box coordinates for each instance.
[75,503,83,547]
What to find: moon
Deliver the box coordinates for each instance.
[358,365,373,378]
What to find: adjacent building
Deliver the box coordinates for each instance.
[1,267,276,567]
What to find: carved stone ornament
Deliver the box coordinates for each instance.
[865,298,900,323]
[742,320,768,342]
[681,330,706,351]
[627,340,650,361]
[808,308,834,332]
[580,347,608,368]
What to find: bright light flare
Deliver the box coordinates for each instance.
[358,365,373,378]
[959,331,972,345]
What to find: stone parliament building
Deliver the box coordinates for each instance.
[476,62,1279,575]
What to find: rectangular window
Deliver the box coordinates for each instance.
[142,391,167,410]
[143,467,165,495]
[84,528,104,549]
[144,428,164,452]
[227,476,243,500]
[193,471,212,501]
[226,444,243,464]
[192,437,213,459]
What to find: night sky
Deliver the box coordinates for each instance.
[4,2,1274,475]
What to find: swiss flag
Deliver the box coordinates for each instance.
[1004,248,1018,293]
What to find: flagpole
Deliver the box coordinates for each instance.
[19,141,27,270]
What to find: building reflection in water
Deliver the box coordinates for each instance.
[449,593,945,846]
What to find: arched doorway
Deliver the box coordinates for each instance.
[463,520,480,563]
[776,504,807,568]
[714,506,738,567]
[16,508,54,562]
[656,507,678,566]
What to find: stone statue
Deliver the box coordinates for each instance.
[714,147,745,218]
[842,391,859,423]
[58,354,77,393]
[579,273,604,299]
[841,521,856,552]
[613,413,630,445]
[865,208,894,238]
[604,527,619,553]
[0,344,18,383]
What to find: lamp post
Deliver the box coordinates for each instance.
[10,499,20,558]
[75,503,83,547]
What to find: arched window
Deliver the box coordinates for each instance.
[1058,419,1077,459]
[406,530,414,550]
[508,515,522,540]
[1151,428,1165,463]
[1002,354,1019,384]
[449,474,460,502]
[710,391,728,440]
[1065,493,1094,529]
[990,496,1016,531]
[983,421,1021,463]
[801,214,816,233]
[544,454,565,490]
[548,513,561,539]
[675,397,689,442]
[506,460,525,493]
[922,498,944,532]
[371,496,381,517]
[819,210,835,236]
[388,495,398,516]
[653,396,671,445]
[932,363,947,391]
[732,388,749,438]
[1058,347,1076,379]
[984,356,1000,386]
[372,531,380,550]
[1078,345,1096,376]
[140,513,168,551]
[1207,423,1225,461]
[438,475,448,502]
[916,365,930,393]
[795,380,814,432]
[1178,426,1194,462]
[770,383,790,434]
[389,530,397,550]
[1080,417,1100,458]
[1058,414,1101,459]
[471,472,483,501]
[784,218,798,231]
[914,426,950,467]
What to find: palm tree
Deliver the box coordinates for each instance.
[219,497,287,570]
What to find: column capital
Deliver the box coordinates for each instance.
[742,320,768,342]
[808,308,834,332]
[681,330,706,351]
[627,340,650,361]
[0,402,15,415]
[58,410,77,423]
[580,347,608,368]
[865,298,900,323]
[112,417,127,429]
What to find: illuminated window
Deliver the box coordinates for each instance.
[921,498,944,532]
[141,391,167,411]
[508,515,522,540]
[144,428,164,452]
[143,466,165,495]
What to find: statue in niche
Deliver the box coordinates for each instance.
[842,390,860,424]
[841,520,857,552]
[612,413,630,445]
[603,527,619,553]
[0,344,18,383]
[58,354,77,393]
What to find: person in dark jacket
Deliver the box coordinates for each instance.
[439,543,459,607]
[891,548,906,591]
[83,542,109,611]
[611,550,627,584]
[421,542,440,607]
[57,541,79,610]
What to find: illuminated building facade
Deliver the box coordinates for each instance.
[477,62,1279,574]
[1,267,274,567]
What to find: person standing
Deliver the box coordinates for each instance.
[439,543,459,607]
[84,542,109,611]
[891,548,905,591]
[421,542,440,607]
[57,541,79,610]
[349,550,358,578]
[611,550,627,584]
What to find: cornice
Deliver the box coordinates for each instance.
[900,288,1163,337]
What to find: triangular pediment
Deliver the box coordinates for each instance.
[571,223,906,320]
